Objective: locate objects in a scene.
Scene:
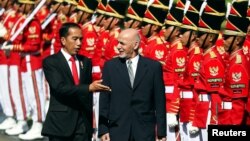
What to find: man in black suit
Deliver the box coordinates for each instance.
[42,22,110,141]
[98,28,166,141]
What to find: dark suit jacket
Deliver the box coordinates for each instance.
[42,51,93,137]
[98,55,166,141]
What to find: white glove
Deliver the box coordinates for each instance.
[0,23,7,37]
[187,122,199,134]
[167,113,178,127]
[1,43,13,50]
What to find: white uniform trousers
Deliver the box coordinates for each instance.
[0,65,14,117]
[9,65,27,121]
[21,68,45,122]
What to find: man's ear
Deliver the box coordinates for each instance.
[134,41,139,50]
[61,37,66,46]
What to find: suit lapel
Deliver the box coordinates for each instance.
[133,56,148,89]
[77,55,86,84]
[58,51,74,84]
[115,58,131,88]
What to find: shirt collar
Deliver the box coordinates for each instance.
[127,55,139,65]
[61,48,76,61]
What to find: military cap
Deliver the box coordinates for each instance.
[198,0,226,34]
[18,0,36,4]
[137,0,149,6]
[182,10,199,31]
[187,0,203,13]
[96,0,108,15]
[105,0,129,19]
[229,0,248,17]
[176,0,186,10]
[126,1,147,21]
[53,0,64,2]
[150,0,169,10]
[198,13,224,34]
[165,4,184,27]
[181,0,202,30]
[64,0,78,5]
[77,0,98,14]
[224,15,248,36]
[143,6,167,26]
[203,0,226,16]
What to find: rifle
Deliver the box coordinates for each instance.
[9,0,46,42]
[41,13,57,30]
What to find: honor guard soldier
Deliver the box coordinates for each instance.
[160,1,187,140]
[76,0,99,59]
[0,0,22,132]
[141,0,169,62]
[189,0,226,140]
[177,0,204,140]
[221,13,250,125]
[64,0,78,22]
[92,0,109,82]
[51,0,77,54]
[219,0,249,125]
[1,0,45,140]
[102,0,128,61]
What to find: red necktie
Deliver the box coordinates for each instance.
[70,56,79,85]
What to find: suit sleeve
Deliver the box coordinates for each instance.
[42,57,90,102]
[98,61,111,137]
[154,62,166,137]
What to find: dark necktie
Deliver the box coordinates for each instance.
[127,60,134,87]
[70,56,79,85]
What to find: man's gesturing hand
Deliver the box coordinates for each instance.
[89,79,111,92]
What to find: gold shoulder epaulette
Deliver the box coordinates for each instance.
[210,51,217,58]
[87,24,93,31]
[177,42,183,49]
[156,37,163,44]
[235,54,242,64]
[194,47,200,54]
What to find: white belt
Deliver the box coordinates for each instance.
[92,66,101,73]
[198,94,210,102]
[221,101,232,110]
[180,91,193,98]
[165,86,174,93]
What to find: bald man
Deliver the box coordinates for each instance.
[98,28,166,141]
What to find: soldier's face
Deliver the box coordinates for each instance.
[223,35,234,52]
[61,27,83,56]
[1,0,9,8]
[197,32,208,48]
[141,23,151,37]
[180,30,191,46]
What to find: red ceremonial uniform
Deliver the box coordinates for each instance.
[164,39,187,114]
[179,43,203,122]
[103,27,121,61]
[78,21,98,59]
[0,9,18,65]
[193,46,225,128]
[92,28,109,81]
[223,49,249,125]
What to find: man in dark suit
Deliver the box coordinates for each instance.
[42,22,110,141]
[98,28,166,141]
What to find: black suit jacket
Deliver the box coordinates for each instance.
[42,51,93,137]
[98,56,166,141]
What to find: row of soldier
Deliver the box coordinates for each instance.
[0,0,250,141]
